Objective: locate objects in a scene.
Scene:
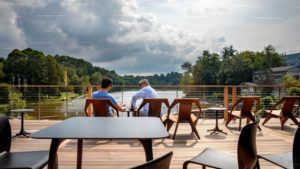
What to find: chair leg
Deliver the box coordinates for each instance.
[239,117,242,131]
[262,113,273,125]
[280,117,289,130]
[188,119,200,139]
[167,119,174,131]
[225,114,233,126]
[183,161,189,169]
[288,114,300,127]
[172,121,180,140]
[256,159,260,169]
[246,117,251,124]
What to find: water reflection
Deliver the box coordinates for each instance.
[29,90,185,119]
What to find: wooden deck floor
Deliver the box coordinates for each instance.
[9,117,298,169]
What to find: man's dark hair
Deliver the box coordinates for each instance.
[101,78,113,88]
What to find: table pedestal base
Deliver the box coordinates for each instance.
[207,126,227,135]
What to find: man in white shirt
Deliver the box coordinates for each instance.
[130,79,159,116]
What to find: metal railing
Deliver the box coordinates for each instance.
[0,84,297,120]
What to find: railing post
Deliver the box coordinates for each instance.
[121,88,124,104]
[232,86,237,111]
[65,87,68,118]
[278,86,281,99]
[87,85,93,116]
[38,87,41,120]
[224,86,228,120]
[176,87,179,98]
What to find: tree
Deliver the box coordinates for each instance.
[221,45,237,59]
[282,75,300,95]
[181,62,192,73]
[192,50,221,85]
[0,62,4,82]
[4,49,28,85]
[90,72,104,85]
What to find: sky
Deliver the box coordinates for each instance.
[0,0,299,75]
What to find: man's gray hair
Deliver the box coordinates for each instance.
[139,79,149,86]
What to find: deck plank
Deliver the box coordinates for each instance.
[9,118,298,169]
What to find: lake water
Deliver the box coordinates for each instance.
[28,90,185,119]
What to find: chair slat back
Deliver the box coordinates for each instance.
[85,99,119,117]
[138,98,169,117]
[239,96,260,117]
[0,115,11,153]
[170,98,201,120]
[237,120,259,168]
[293,128,300,168]
[131,151,173,169]
[281,96,300,116]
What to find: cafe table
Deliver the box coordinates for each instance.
[207,107,227,135]
[31,117,169,169]
[10,109,34,138]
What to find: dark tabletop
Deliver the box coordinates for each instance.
[31,117,169,139]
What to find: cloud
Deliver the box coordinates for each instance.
[0,0,224,74]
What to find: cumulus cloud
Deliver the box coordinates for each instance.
[0,0,225,74]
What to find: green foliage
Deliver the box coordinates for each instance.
[0,62,4,81]
[0,84,10,104]
[181,62,192,73]
[4,48,63,85]
[261,96,275,109]
[192,50,221,85]
[282,75,300,95]
[9,89,26,109]
[188,45,286,85]
[55,55,94,77]
[2,48,182,88]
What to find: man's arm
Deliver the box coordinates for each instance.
[131,89,146,109]
[109,94,125,111]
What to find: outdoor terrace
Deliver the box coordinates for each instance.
[10,117,297,169]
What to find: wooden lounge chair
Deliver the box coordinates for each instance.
[137,98,170,125]
[262,96,300,130]
[258,127,300,169]
[167,98,202,140]
[84,98,119,117]
[0,115,51,169]
[183,120,260,169]
[131,151,173,169]
[226,96,261,131]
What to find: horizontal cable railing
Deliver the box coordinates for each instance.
[0,84,298,120]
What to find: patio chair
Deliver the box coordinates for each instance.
[262,96,300,130]
[84,98,119,117]
[0,115,51,169]
[183,120,260,169]
[258,127,299,169]
[225,96,261,131]
[131,151,173,169]
[137,98,170,124]
[167,98,202,140]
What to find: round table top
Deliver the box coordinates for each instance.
[10,109,34,113]
[207,107,227,111]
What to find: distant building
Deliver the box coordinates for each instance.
[282,53,300,66]
[239,82,257,95]
[253,66,300,84]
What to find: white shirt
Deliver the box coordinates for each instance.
[131,86,159,116]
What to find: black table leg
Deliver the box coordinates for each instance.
[207,110,227,135]
[77,139,83,169]
[13,112,30,138]
[139,139,153,161]
[48,138,64,169]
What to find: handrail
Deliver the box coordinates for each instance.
[1,84,297,120]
